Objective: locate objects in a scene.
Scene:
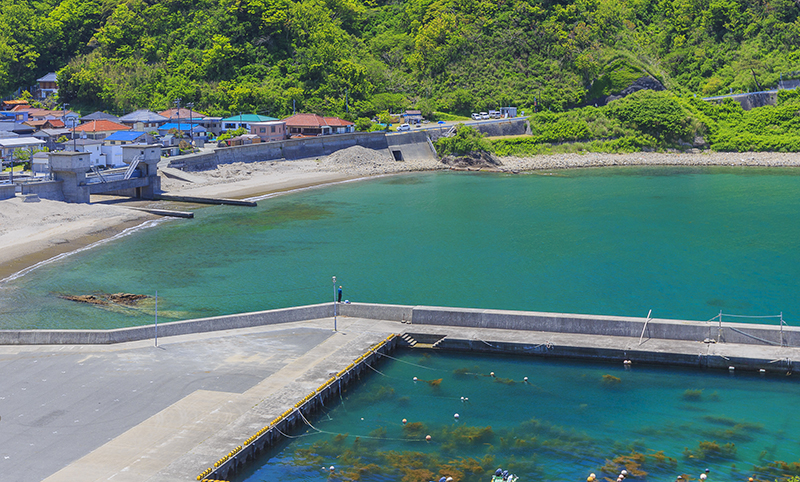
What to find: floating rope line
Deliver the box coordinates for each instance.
[298,410,426,443]
[377,352,443,371]
[274,425,320,439]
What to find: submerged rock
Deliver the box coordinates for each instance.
[59,292,149,306]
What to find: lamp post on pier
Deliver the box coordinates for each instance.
[332,276,337,332]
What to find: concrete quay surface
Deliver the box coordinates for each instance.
[2,309,800,482]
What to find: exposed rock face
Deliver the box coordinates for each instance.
[603,76,666,105]
[440,151,503,169]
[59,293,149,306]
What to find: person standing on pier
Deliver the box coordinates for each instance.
[338,286,343,303]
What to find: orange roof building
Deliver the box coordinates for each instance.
[283,113,355,136]
[74,119,131,140]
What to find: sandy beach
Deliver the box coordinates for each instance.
[2,147,799,280]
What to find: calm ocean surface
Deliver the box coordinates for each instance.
[1,166,800,329]
[239,350,800,482]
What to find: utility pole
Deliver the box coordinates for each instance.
[174,98,182,142]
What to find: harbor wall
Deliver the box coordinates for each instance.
[2,302,796,348]
[170,132,390,171]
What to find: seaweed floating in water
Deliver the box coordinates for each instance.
[403,421,428,437]
[752,459,800,477]
[682,440,737,460]
[682,389,703,401]
[601,374,621,385]
[493,377,516,385]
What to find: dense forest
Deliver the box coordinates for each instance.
[1,0,799,120]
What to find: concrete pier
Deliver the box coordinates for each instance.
[1,304,799,482]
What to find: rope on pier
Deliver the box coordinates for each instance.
[729,327,784,346]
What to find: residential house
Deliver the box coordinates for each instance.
[402,110,424,124]
[221,114,278,132]
[2,100,30,111]
[103,131,149,145]
[72,138,106,166]
[221,134,261,147]
[11,107,79,125]
[324,116,355,134]
[80,111,122,124]
[199,117,223,137]
[36,72,58,99]
[23,119,65,130]
[0,137,46,160]
[283,113,354,136]
[157,123,207,140]
[0,111,33,138]
[249,120,287,142]
[158,108,204,123]
[118,110,168,131]
[74,119,131,140]
[158,108,223,137]
[33,128,72,150]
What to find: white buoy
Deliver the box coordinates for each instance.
[330,465,335,471]
[402,418,407,424]
[464,397,469,402]
[460,396,465,401]
[729,366,735,371]
[760,368,766,373]
[454,413,459,420]
[523,376,528,382]
[490,372,495,377]
[425,434,431,441]
[413,376,418,381]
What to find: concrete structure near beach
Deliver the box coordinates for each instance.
[1,302,798,482]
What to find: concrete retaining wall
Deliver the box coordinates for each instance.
[339,302,414,322]
[2,302,797,348]
[172,132,390,171]
[0,303,333,345]
[386,131,438,161]
[0,183,16,200]
[19,180,64,200]
[410,305,800,346]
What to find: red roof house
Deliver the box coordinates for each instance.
[283,113,355,136]
[74,119,131,140]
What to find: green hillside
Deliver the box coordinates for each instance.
[2,0,799,121]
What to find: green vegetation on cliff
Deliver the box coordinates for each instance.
[2,0,799,120]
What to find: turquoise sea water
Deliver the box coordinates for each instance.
[239,350,800,482]
[2,166,800,329]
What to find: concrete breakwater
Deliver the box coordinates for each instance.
[5,303,800,482]
[2,302,797,348]
[200,334,398,482]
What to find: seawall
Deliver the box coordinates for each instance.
[2,302,796,348]
[169,132,392,171]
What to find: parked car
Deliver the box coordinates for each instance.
[471,113,481,120]
[397,123,411,131]
[480,112,490,120]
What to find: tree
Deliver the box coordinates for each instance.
[435,125,493,156]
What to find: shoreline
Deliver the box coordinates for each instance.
[2,150,799,283]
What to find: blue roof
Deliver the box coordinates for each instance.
[104,131,147,141]
[221,114,277,122]
[158,123,205,131]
